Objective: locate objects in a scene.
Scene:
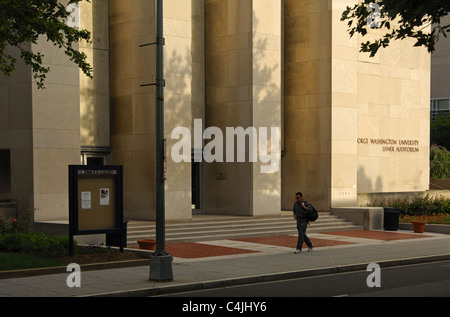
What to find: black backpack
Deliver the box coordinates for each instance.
[306,203,319,222]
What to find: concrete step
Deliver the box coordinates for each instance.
[125,213,364,246]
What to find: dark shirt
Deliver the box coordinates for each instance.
[293,200,312,220]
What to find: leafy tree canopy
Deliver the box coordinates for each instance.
[341,0,450,57]
[0,0,92,89]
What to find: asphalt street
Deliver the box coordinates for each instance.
[160,259,450,297]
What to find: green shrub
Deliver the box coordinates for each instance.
[0,217,11,235]
[0,231,72,257]
[430,113,450,150]
[0,209,33,235]
[430,145,450,179]
[369,194,450,216]
[0,233,25,252]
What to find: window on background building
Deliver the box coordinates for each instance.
[431,98,450,120]
[0,150,11,201]
[80,147,110,166]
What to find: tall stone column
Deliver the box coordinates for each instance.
[110,0,193,221]
[31,37,81,221]
[330,0,358,207]
[204,0,282,216]
[283,0,334,211]
[163,0,193,220]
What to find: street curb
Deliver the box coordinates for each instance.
[85,253,450,297]
[0,259,149,280]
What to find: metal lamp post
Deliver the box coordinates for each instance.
[149,0,173,281]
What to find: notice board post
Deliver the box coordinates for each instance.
[69,165,124,256]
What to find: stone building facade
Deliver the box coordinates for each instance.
[0,0,431,223]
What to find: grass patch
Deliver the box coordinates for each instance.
[0,252,67,271]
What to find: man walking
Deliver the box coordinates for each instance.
[293,192,314,254]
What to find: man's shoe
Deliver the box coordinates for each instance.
[307,244,315,252]
[294,249,301,254]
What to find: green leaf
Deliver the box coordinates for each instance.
[0,0,92,89]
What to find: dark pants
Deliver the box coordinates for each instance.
[296,219,312,251]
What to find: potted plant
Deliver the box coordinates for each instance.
[412,220,426,233]
[137,239,156,250]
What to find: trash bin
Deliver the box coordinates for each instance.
[106,220,128,247]
[383,207,399,231]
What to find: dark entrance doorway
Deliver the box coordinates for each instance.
[191,150,203,214]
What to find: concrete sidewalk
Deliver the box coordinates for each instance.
[1,229,450,297]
